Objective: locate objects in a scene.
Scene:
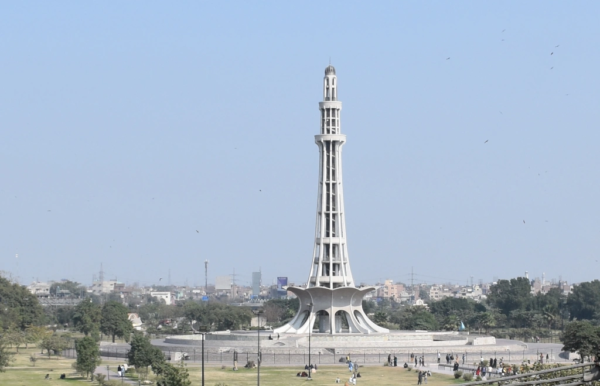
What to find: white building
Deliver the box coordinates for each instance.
[91,280,117,295]
[28,282,51,297]
[150,291,172,305]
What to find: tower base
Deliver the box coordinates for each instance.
[274,286,389,335]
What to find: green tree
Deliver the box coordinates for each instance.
[390,306,438,330]
[73,299,102,337]
[0,337,14,372]
[0,276,44,330]
[362,300,376,315]
[100,301,133,343]
[127,332,165,380]
[74,336,101,379]
[487,277,532,317]
[39,334,69,358]
[474,312,496,334]
[561,321,600,361]
[567,280,600,321]
[373,311,388,325]
[154,361,192,386]
[4,329,24,353]
[50,280,87,297]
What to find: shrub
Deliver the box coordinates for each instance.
[407,367,412,371]
[383,362,389,366]
[476,375,482,381]
[454,371,463,379]
[463,373,473,381]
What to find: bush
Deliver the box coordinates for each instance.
[383,362,389,366]
[454,371,463,379]
[407,366,412,371]
[476,375,482,381]
[463,373,473,381]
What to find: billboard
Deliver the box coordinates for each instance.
[277,277,288,292]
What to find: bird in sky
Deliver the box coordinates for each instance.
[555,45,560,47]
[523,220,526,224]
[484,140,489,143]
[159,278,162,281]
[196,230,199,233]
[551,67,554,70]
[446,57,450,60]
[47,210,51,212]
[550,52,553,55]
[502,29,506,32]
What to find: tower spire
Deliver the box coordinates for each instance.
[308,64,353,289]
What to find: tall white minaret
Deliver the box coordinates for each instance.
[307,65,354,289]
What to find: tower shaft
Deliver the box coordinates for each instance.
[308,65,353,289]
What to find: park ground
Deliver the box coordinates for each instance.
[0,347,461,386]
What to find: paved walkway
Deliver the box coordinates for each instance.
[94,365,137,385]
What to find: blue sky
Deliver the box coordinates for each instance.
[1,2,599,288]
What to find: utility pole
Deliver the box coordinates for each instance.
[204,260,209,295]
[411,267,414,304]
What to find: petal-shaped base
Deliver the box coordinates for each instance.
[274,286,389,335]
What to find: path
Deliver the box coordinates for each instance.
[94,365,138,385]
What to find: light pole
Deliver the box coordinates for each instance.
[307,302,313,380]
[254,310,264,386]
[199,325,209,386]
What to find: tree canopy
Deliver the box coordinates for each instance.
[74,336,101,379]
[567,280,600,321]
[0,276,44,330]
[100,301,133,343]
[73,299,102,337]
[561,320,600,360]
[487,277,532,316]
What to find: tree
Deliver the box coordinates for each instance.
[373,311,388,325]
[24,326,50,348]
[39,334,69,358]
[74,336,101,379]
[0,276,44,330]
[50,280,87,297]
[487,277,532,316]
[4,329,24,353]
[0,337,14,372]
[128,332,165,380]
[561,321,600,361]
[73,299,102,337]
[100,301,133,343]
[567,280,600,321]
[153,361,192,386]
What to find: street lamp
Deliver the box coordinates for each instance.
[254,310,264,386]
[307,302,314,380]
[199,325,209,386]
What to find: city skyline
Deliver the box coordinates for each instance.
[2,2,599,286]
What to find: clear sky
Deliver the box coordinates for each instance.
[1,2,599,288]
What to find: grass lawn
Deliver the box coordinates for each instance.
[1,347,461,386]
[184,364,461,386]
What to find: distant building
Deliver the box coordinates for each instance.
[150,291,172,305]
[252,272,261,297]
[127,313,144,331]
[27,282,51,297]
[376,280,405,300]
[91,280,118,295]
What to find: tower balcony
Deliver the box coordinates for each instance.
[315,237,344,245]
[309,276,345,284]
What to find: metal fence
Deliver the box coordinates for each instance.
[62,347,573,367]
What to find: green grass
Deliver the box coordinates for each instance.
[1,347,461,386]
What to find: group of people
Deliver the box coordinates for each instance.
[116,364,128,377]
[387,354,398,367]
[417,370,430,384]
[410,353,425,367]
